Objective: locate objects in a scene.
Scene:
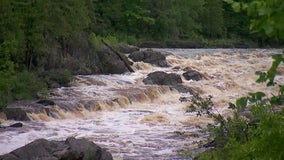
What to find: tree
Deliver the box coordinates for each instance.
[174,0,204,39]
[225,0,284,40]
[201,0,225,38]
[144,0,204,40]
[223,1,251,38]
[45,0,90,58]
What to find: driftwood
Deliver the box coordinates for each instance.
[101,40,134,72]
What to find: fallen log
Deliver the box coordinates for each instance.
[101,40,134,72]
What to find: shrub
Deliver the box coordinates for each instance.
[89,33,119,50]
[0,71,45,110]
[41,69,73,88]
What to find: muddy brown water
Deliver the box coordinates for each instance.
[0,48,282,160]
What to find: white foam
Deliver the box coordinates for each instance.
[1,49,282,159]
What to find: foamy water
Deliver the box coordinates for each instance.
[0,48,283,159]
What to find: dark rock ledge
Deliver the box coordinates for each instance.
[0,137,113,160]
[143,71,194,94]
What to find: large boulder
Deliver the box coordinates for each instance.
[96,49,130,74]
[143,71,194,94]
[143,71,182,85]
[129,49,169,67]
[170,84,194,94]
[182,69,203,81]
[3,108,29,121]
[41,33,131,75]
[3,100,56,121]
[0,137,113,160]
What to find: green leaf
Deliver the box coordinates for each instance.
[248,92,266,103]
[232,2,241,12]
[256,71,267,83]
[224,0,234,4]
[228,102,236,109]
[279,85,284,95]
[236,97,248,110]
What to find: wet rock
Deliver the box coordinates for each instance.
[37,99,56,106]
[97,49,130,74]
[129,49,169,67]
[3,108,29,121]
[143,71,195,94]
[138,41,165,48]
[115,44,139,54]
[143,71,182,85]
[8,122,23,128]
[0,137,113,160]
[182,69,203,81]
[170,84,194,94]
[4,100,61,121]
[172,66,181,70]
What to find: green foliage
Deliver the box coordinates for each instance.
[256,53,284,86]
[89,33,118,50]
[0,41,15,76]
[201,0,225,38]
[41,69,73,88]
[144,0,204,40]
[186,91,284,159]
[225,0,284,40]
[11,71,45,100]
[0,71,45,110]
[0,75,13,110]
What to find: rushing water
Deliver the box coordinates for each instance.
[0,48,283,160]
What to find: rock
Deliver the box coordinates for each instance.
[170,84,194,94]
[37,99,56,106]
[41,32,131,75]
[182,69,203,81]
[115,44,139,54]
[143,71,182,85]
[9,122,23,128]
[97,49,130,74]
[0,137,113,160]
[129,49,169,67]
[143,71,195,94]
[138,41,165,48]
[3,108,29,121]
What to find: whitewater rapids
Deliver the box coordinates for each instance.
[0,48,282,160]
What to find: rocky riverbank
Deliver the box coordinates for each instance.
[0,48,282,159]
[0,137,113,160]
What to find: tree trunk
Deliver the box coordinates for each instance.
[101,40,134,72]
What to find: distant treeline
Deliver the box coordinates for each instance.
[0,0,281,72]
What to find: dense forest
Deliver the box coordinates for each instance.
[0,0,282,108]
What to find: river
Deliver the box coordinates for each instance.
[0,48,283,160]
